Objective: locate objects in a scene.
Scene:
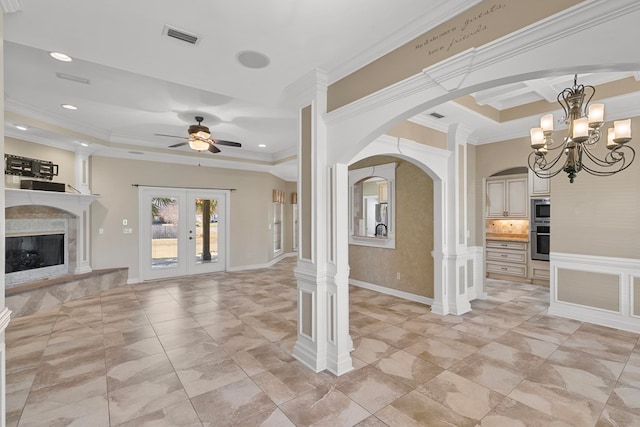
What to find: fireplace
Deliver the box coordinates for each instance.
[6,234,65,272]
[5,218,69,288]
[5,188,99,289]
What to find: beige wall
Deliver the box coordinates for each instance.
[552,117,640,258]
[2,137,295,281]
[386,121,447,150]
[349,156,434,298]
[5,138,76,189]
[327,0,582,111]
[90,156,293,279]
[557,269,619,311]
[467,144,478,246]
[300,105,312,260]
[473,136,530,244]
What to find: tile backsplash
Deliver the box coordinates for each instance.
[486,219,529,235]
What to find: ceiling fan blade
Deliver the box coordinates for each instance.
[208,144,221,154]
[168,141,189,148]
[213,139,242,148]
[155,133,186,139]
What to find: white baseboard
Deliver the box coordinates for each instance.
[126,278,140,285]
[349,278,434,306]
[548,304,640,334]
[228,252,296,272]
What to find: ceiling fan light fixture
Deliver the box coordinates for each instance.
[188,138,209,151]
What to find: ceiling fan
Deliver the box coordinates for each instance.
[157,116,242,153]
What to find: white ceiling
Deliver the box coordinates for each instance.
[4,1,640,180]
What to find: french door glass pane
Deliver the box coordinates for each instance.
[195,198,218,264]
[151,197,179,269]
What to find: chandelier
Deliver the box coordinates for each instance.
[528,75,634,183]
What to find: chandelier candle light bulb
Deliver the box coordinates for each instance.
[588,103,605,127]
[528,74,634,183]
[540,114,554,135]
[530,128,545,149]
[614,119,632,144]
[572,117,590,143]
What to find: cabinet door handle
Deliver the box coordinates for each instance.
[501,254,507,257]
[501,267,508,270]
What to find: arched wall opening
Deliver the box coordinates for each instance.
[344,136,448,308]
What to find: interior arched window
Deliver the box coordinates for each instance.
[349,162,396,249]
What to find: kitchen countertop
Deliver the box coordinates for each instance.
[486,233,529,242]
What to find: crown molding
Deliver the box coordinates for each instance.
[325,72,440,125]
[1,0,22,13]
[408,114,450,133]
[280,69,329,110]
[326,0,640,136]
[326,0,482,85]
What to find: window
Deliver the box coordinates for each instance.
[273,202,283,253]
[349,162,396,249]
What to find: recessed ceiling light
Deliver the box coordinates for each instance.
[80,142,89,147]
[236,51,270,69]
[50,52,72,62]
[15,124,28,131]
[258,144,266,148]
[61,104,78,110]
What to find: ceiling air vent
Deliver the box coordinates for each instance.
[430,112,445,119]
[56,73,90,85]
[163,25,200,45]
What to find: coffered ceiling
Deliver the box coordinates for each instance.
[4,1,640,180]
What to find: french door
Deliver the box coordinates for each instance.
[139,187,228,281]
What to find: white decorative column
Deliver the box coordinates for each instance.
[74,150,91,195]
[293,71,330,373]
[442,123,472,315]
[326,163,353,375]
[292,71,353,375]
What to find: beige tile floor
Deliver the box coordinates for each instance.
[5,257,640,426]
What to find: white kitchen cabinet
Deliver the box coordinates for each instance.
[486,176,528,218]
[486,239,528,279]
[528,166,551,196]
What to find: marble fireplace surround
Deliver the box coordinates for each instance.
[5,189,99,287]
[5,217,70,287]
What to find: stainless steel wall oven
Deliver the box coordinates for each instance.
[531,198,550,261]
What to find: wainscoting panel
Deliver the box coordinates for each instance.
[550,252,640,333]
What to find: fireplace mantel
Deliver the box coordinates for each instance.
[5,188,99,216]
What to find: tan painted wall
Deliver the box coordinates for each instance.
[349,156,434,298]
[300,105,312,260]
[327,0,582,111]
[5,138,75,189]
[473,136,530,244]
[90,156,293,279]
[552,117,640,258]
[386,121,447,150]
[5,139,294,281]
[557,269,619,312]
[467,144,478,246]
